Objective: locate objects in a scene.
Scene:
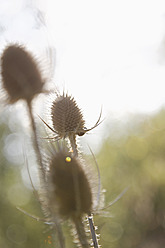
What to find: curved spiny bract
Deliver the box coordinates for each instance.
[1,44,45,104]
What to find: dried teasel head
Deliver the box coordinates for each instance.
[51,93,85,138]
[40,93,102,155]
[46,142,93,220]
[1,44,45,104]
[41,93,102,138]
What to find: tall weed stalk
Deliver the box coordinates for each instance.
[0,43,108,247]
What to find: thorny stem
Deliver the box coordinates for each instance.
[27,101,49,213]
[73,217,90,248]
[69,134,78,157]
[88,214,99,248]
[27,101,45,181]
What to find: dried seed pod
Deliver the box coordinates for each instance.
[1,44,45,104]
[45,93,102,139]
[51,93,85,138]
[46,142,93,219]
[40,93,102,156]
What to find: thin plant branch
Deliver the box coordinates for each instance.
[16,207,51,224]
[87,145,101,209]
[27,102,45,180]
[100,186,129,210]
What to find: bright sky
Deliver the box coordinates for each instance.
[42,0,165,117]
[1,0,165,149]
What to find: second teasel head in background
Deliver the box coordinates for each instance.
[0,44,46,105]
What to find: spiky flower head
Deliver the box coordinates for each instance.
[51,93,85,139]
[1,44,45,104]
[39,93,102,156]
[46,142,93,219]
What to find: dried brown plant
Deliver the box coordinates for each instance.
[45,142,93,247]
[1,44,45,104]
[40,92,102,157]
[0,43,104,248]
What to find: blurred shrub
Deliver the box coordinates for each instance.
[96,109,165,248]
[1,108,165,247]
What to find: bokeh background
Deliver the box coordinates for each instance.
[0,0,165,247]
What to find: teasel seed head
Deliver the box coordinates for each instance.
[40,92,102,156]
[46,142,93,220]
[1,44,45,104]
[51,93,85,138]
[49,93,102,138]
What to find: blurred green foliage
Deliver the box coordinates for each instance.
[0,107,165,247]
[96,110,165,248]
